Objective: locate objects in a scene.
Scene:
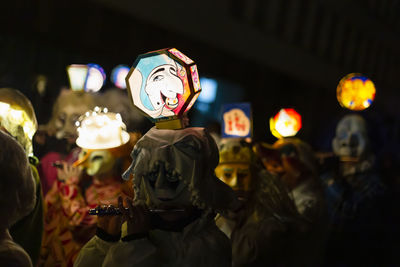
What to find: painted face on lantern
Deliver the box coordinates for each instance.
[215,163,252,194]
[332,115,368,159]
[77,149,116,177]
[145,64,184,112]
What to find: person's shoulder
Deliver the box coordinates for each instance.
[0,240,32,267]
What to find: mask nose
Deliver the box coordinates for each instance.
[349,133,359,148]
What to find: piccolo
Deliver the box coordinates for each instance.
[89,207,185,216]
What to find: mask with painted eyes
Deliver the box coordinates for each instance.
[47,90,97,143]
[76,149,116,176]
[215,163,252,196]
[332,114,368,159]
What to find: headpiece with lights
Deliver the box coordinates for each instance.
[0,88,37,156]
[270,108,302,139]
[337,73,376,111]
[75,107,130,150]
[126,48,201,129]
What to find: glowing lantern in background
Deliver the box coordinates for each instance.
[111,64,130,89]
[67,64,89,91]
[222,103,252,139]
[85,64,106,93]
[270,108,302,139]
[66,63,106,93]
[337,73,376,111]
[126,48,202,129]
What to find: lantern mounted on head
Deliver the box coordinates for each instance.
[66,63,106,93]
[270,108,302,139]
[125,48,202,129]
[337,73,376,111]
[221,103,252,140]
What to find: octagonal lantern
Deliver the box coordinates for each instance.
[337,73,376,111]
[126,48,202,129]
[270,108,302,139]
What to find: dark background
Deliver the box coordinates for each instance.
[0,0,399,154]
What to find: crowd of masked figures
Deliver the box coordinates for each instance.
[1,87,399,267]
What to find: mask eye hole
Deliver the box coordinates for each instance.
[91,155,103,162]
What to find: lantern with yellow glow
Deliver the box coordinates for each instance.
[125,48,202,129]
[0,88,37,156]
[337,73,376,111]
[270,108,302,139]
[66,63,106,93]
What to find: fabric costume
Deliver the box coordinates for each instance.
[0,131,37,267]
[75,127,238,267]
[0,88,44,267]
[321,114,386,265]
[40,111,136,267]
[215,139,308,266]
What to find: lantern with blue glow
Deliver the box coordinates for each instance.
[222,103,252,139]
[111,64,130,89]
[66,63,106,92]
[126,48,202,129]
[337,73,376,111]
[270,108,302,139]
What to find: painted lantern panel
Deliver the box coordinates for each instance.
[126,48,201,121]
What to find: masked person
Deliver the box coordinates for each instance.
[0,131,37,267]
[37,89,98,195]
[255,138,327,265]
[321,114,386,265]
[74,127,239,267]
[0,88,44,267]
[40,108,138,267]
[215,138,309,266]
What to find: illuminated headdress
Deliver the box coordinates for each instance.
[0,88,37,156]
[125,48,201,129]
[75,107,130,150]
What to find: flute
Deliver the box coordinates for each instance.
[89,207,185,216]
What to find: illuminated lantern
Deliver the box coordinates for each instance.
[111,64,130,89]
[222,103,252,139]
[75,106,130,150]
[126,48,202,129]
[337,73,376,111]
[66,63,106,92]
[67,64,89,91]
[270,108,302,139]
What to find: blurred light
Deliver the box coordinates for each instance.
[270,108,302,139]
[67,64,88,91]
[337,73,376,111]
[196,102,210,112]
[198,77,217,103]
[111,65,130,89]
[85,64,106,93]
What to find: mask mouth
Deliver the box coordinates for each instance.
[161,92,179,109]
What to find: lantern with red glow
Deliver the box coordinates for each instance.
[125,48,201,129]
[337,73,376,111]
[270,108,302,139]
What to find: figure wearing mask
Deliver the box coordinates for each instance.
[0,131,37,267]
[74,127,238,267]
[215,139,308,266]
[255,138,327,265]
[0,88,44,267]
[40,108,138,267]
[321,114,386,265]
[37,89,98,195]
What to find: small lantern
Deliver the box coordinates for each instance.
[125,48,202,129]
[337,73,376,111]
[222,103,252,139]
[270,108,302,139]
[111,64,130,89]
[66,63,106,92]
